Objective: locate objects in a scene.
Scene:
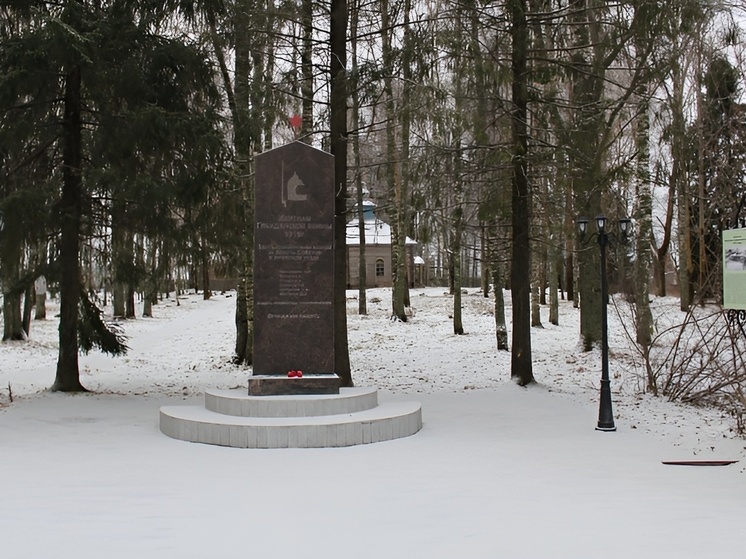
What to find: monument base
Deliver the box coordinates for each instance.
[248,374,341,396]
[159,387,422,448]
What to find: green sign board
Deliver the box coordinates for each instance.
[723,228,746,310]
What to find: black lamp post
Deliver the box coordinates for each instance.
[577,214,631,432]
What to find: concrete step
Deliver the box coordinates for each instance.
[160,397,422,448]
[204,386,378,417]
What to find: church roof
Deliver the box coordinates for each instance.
[345,200,417,246]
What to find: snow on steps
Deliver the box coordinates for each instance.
[160,387,422,448]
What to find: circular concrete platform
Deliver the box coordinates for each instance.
[160,387,422,448]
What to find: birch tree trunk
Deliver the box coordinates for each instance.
[34,275,46,320]
[634,88,653,353]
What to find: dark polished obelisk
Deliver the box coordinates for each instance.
[251,141,339,395]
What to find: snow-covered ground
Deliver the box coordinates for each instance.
[1,288,745,558]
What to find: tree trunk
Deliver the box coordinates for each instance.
[234,276,249,363]
[570,15,605,349]
[398,0,413,310]
[696,42,706,299]
[112,282,125,318]
[2,291,24,341]
[380,0,407,322]
[143,294,152,318]
[301,0,314,142]
[201,236,211,301]
[565,186,575,303]
[142,240,159,318]
[34,275,47,320]
[22,282,33,336]
[634,85,654,355]
[125,285,135,319]
[509,0,534,385]
[538,206,547,306]
[350,2,367,314]
[549,238,559,325]
[531,219,543,328]
[111,200,126,318]
[212,2,254,365]
[655,45,686,298]
[331,0,352,386]
[53,62,85,392]
[452,202,464,335]
[1,224,24,340]
[531,261,543,327]
[678,175,693,310]
[493,257,508,351]
[480,224,490,297]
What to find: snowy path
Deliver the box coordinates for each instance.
[80,294,241,396]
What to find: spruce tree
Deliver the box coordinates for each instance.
[0,1,227,391]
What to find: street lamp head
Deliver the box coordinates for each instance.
[595,214,607,233]
[618,217,631,237]
[577,216,589,236]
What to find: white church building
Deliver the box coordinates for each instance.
[345,200,423,288]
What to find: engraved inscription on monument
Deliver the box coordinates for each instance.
[253,142,335,375]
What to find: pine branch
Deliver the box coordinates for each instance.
[78,290,128,356]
